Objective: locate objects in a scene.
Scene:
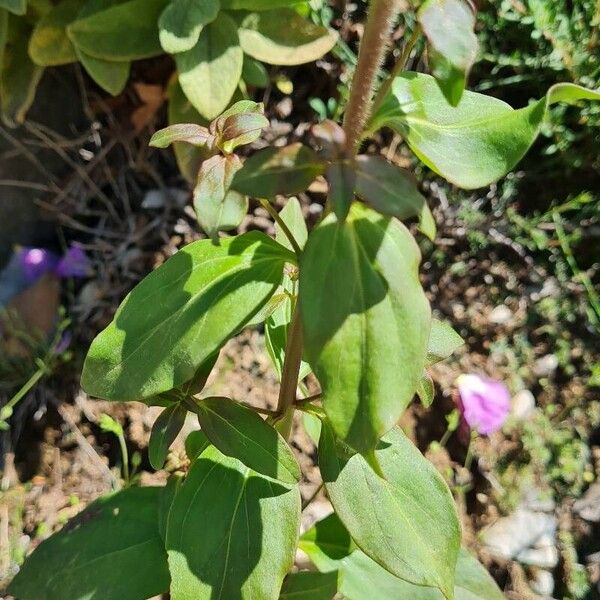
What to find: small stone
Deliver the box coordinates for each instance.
[489,305,513,325]
[141,188,188,209]
[517,534,558,568]
[522,487,555,513]
[512,389,536,420]
[530,569,555,597]
[482,508,557,560]
[533,354,559,377]
[574,482,600,522]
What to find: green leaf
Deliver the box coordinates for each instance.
[166,444,300,599]
[301,514,503,600]
[279,571,339,599]
[216,111,269,153]
[354,154,436,240]
[238,9,336,66]
[0,9,8,62]
[1,17,43,125]
[318,425,460,599]
[195,395,301,484]
[242,54,269,87]
[427,318,464,366]
[9,487,170,600]
[176,13,243,119]
[0,0,25,15]
[275,197,307,251]
[416,371,435,408]
[231,143,325,198]
[159,0,219,54]
[149,402,188,469]
[222,0,305,9]
[28,0,80,66]
[81,231,294,401]
[369,72,600,189]
[193,153,248,239]
[149,122,213,148]
[76,49,130,95]
[167,77,212,184]
[158,473,182,542]
[418,0,478,106]
[68,0,168,61]
[300,204,431,454]
[184,429,210,460]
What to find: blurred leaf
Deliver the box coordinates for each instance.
[354,155,436,240]
[239,9,336,66]
[149,402,188,469]
[9,487,170,600]
[418,0,478,106]
[416,371,435,408]
[242,54,269,87]
[29,0,80,66]
[300,204,430,455]
[158,0,219,54]
[427,319,464,366]
[76,50,130,95]
[280,571,339,599]
[0,0,25,15]
[319,425,460,599]
[193,153,248,239]
[231,143,325,198]
[222,0,306,9]
[176,13,243,119]
[68,0,167,60]
[166,444,300,599]
[150,122,213,148]
[1,18,43,125]
[82,232,294,401]
[369,72,600,189]
[195,396,301,484]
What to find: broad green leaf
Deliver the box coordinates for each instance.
[238,9,336,66]
[242,54,269,87]
[158,473,182,542]
[184,429,210,460]
[1,18,43,125]
[222,0,304,9]
[416,371,435,408]
[279,571,339,599]
[28,0,79,66]
[275,197,307,251]
[427,318,464,366]
[319,425,460,599]
[176,13,243,119]
[354,154,436,240]
[81,231,294,401]
[149,122,213,148]
[9,487,170,600]
[76,49,130,95]
[167,77,212,183]
[418,0,478,106]
[195,395,301,484]
[368,72,600,189]
[68,0,168,61]
[231,143,325,198]
[0,0,25,15]
[166,444,300,599]
[300,204,430,454]
[302,514,502,600]
[193,153,248,239]
[149,402,188,469]
[159,0,219,54]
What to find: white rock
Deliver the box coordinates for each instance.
[482,508,557,560]
[529,569,555,597]
[517,533,559,568]
[522,487,556,513]
[533,354,559,377]
[574,482,600,522]
[489,305,513,325]
[512,389,536,420]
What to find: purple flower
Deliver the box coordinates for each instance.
[457,374,510,435]
[18,247,59,282]
[52,331,72,355]
[55,244,92,278]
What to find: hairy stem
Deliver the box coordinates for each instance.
[342,0,401,153]
[275,304,304,438]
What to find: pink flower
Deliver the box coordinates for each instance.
[457,374,510,435]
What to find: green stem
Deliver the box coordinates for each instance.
[117,431,130,484]
[371,26,420,116]
[342,0,402,153]
[274,304,304,439]
[439,427,453,449]
[259,199,302,257]
[3,365,47,417]
[464,431,476,472]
